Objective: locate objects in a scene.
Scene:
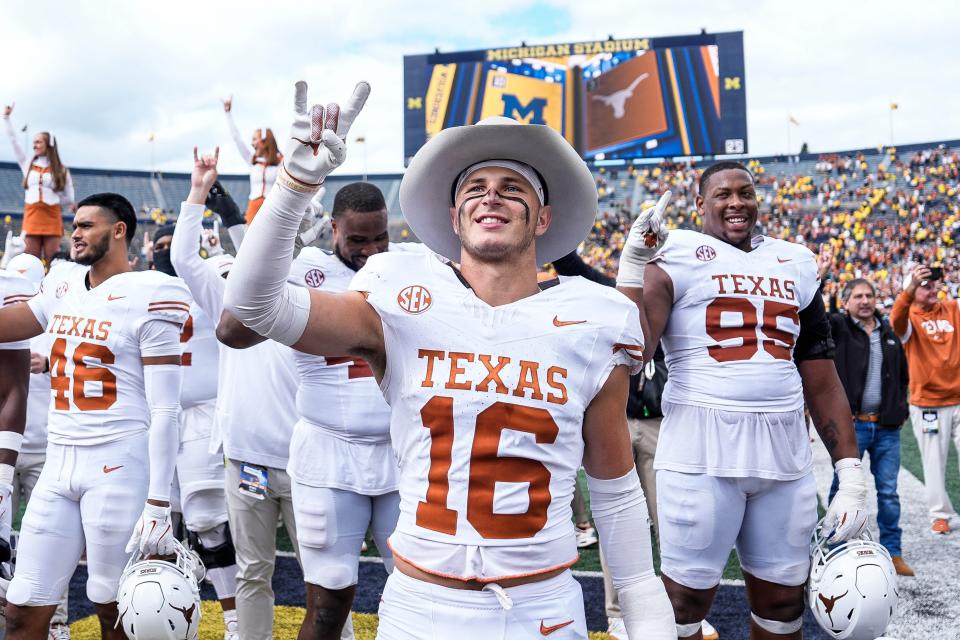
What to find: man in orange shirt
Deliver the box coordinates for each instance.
[891,265,960,535]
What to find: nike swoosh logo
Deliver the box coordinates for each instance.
[540,620,574,635]
[103,464,124,474]
[777,257,792,263]
[107,294,126,301]
[553,315,586,327]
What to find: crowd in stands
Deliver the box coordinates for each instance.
[3,142,960,309]
[576,144,960,307]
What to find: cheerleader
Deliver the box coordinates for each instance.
[222,96,281,224]
[3,103,76,262]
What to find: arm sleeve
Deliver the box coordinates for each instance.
[794,290,836,362]
[552,251,615,286]
[890,291,912,341]
[170,203,227,320]
[222,182,314,345]
[587,471,675,639]
[3,117,28,172]
[142,361,182,502]
[225,111,253,164]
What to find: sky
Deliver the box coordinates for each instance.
[2,0,958,177]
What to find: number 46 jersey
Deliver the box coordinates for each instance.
[350,250,644,581]
[27,264,191,446]
[653,229,820,412]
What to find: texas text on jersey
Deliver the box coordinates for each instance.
[652,229,820,412]
[29,265,191,444]
[28,264,191,444]
[349,249,644,582]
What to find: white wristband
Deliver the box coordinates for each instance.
[834,457,861,471]
[0,432,23,453]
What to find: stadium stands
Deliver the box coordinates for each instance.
[3,138,960,307]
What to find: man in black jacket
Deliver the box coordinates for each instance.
[828,277,913,576]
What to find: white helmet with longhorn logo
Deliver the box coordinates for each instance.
[808,519,898,639]
[116,539,205,640]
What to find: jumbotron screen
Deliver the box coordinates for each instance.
[403,31,747,163]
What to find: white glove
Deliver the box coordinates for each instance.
[125,503,175,556]
[281,80,370,190]
[1,230,25,269]
[298,187,332,246]
[616,190,672,287]
[823,458,868,543]
[201,220,225,257]
[620,575,676,640]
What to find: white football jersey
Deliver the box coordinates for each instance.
[349,250,643,579]
[27,265,191,446]
[0,271,34,350]
[179,302,219,408]
[288,247,390,441]
[653,230,819,412]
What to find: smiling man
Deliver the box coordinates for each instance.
[223,81,674,639]
[0,193,189,639]
[617,161,866,640]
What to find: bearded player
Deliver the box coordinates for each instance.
[0,193,188,640]
[223,80,674,639]
[617,162,866,640]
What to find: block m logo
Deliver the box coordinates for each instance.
[501,94,547,124]
[723,77,741,90]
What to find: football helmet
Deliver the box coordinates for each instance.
[808,520,898,640]
[116,540,205,640]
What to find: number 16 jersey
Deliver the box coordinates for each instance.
[349,250,643,581]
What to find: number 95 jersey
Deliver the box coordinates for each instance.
[653,230,820,412]
[350,250,643,580]
[27,264,191,446]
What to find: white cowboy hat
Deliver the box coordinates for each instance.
[399,116,597,264]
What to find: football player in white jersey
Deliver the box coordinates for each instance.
[218,181,399,640]
[0,193,189,640]
[170,151,305,640]
[222,80,674,640]
[617,161,867,640]
[151,222,240,640]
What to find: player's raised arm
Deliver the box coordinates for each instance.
[616,191,673,359]
[223,81,384,363]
